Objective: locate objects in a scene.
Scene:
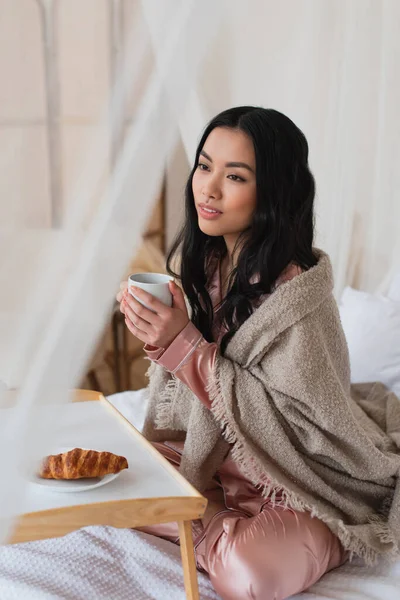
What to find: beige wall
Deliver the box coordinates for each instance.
[0,0,49,225]
[0,0,157,229]
[0,0,111,226]
[2,1,398,294]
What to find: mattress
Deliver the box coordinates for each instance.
[0,389,399,600]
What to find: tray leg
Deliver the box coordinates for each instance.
[178,520,200,600]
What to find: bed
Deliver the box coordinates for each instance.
[0,388,399,599]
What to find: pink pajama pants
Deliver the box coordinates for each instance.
[138,441,348,600]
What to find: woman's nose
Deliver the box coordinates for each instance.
[202,174,222,200]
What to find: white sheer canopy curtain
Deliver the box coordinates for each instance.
[0,0,399,546]
[0,0,221,544]
[172,0,399,296]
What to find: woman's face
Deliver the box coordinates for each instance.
[192,127,257,246]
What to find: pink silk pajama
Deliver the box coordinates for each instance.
[139,440,347,600]
[140,257,347,599]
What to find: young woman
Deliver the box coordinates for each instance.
[117,107,400,600]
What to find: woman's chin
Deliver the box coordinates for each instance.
[198,221,224,236]
[199,227,223,237]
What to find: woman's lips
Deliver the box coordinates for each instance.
[198,205,223,220]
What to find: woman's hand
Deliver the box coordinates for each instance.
[116,280,189,349]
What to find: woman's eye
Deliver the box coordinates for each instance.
[197,163,209,171]
[228,174,245,182]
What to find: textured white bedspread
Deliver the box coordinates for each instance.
[0,389,399,600]
[0,526,220,600]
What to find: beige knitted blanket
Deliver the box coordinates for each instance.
[142,249,400,564]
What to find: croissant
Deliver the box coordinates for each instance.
[38,448,129,480]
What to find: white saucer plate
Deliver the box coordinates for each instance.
[31,447,123,493]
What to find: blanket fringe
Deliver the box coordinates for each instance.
[368,514,400,552]
[145,360,156,380]
[154,377,178,430]
[205,362,399,566]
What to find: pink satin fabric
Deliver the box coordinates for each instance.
[138,441,348,600]
[139,258,348,598]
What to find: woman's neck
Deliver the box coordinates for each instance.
[220,254,234,299]
[223,241,236,270]
[223,230,249,270]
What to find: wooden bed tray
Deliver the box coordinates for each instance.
[2,389,207,600]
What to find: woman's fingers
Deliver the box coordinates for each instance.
[124,291,162,326]
[124,315,147,342]
[123,297,153,334]
[116,281,128,303]
[129,286,169,317]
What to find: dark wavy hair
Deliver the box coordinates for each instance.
[166,106,318,356]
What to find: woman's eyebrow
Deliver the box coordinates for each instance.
[226,161,254,173]
[200,150,254,173]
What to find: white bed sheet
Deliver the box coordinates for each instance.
[0,388,399,600]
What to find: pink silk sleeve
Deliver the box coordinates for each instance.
[143,321,217,409]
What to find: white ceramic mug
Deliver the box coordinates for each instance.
[128,272,174,313]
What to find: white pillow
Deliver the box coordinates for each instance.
[339,287,400,399]
[388,271,400,301]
